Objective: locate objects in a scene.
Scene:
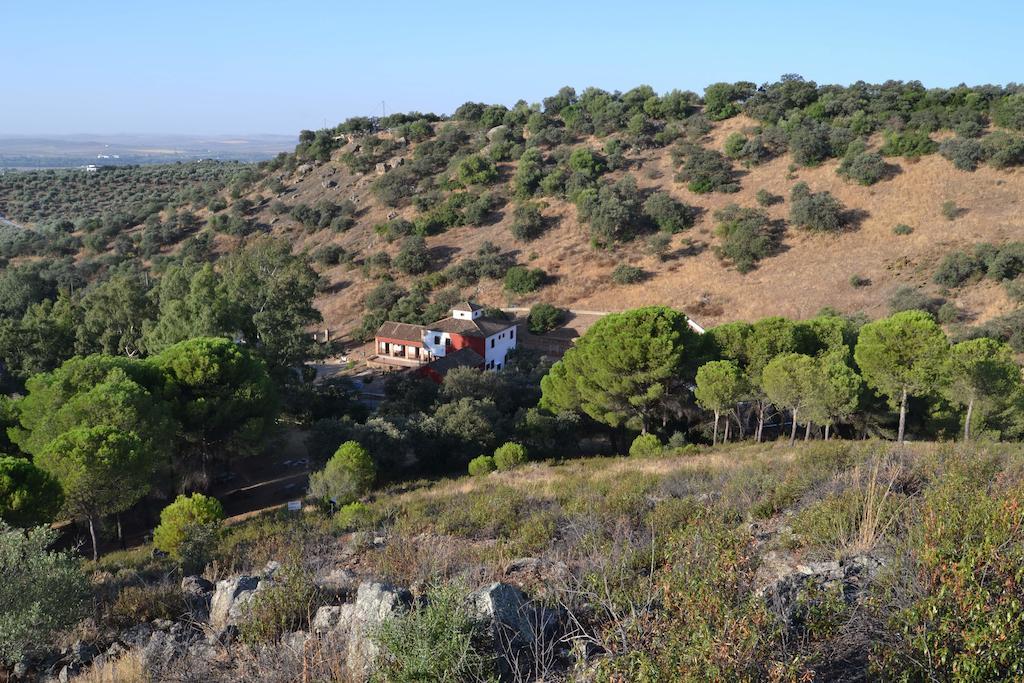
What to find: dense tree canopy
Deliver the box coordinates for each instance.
[541,306,701,433]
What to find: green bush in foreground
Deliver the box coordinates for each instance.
[468,455,496,476]
[372,583,495,682]
[0,523,89,665]
[493,442,527,470]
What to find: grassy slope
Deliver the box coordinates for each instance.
[232,114,1024,338]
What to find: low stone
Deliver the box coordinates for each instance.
[314,567,357,598]
[181,575,214,598]
[151,618,173,631]
[209,575,261,632]
[118,623,153,648]
[311,605,344,634]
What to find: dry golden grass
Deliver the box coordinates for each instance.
[68,652,148,683]
[240,115,1024,337]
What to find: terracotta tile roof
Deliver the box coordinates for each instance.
[452,301,483,312]
[375,321,426,343]
[427,315,516,338]
[426,347,484,374]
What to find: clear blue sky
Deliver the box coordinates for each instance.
[3,0,1022,136]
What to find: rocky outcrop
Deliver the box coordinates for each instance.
[757,552,884,630]
[312,581,412,680]
[470,582,564,676]
[209,575,261,633]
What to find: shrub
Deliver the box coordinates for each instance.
[0,524,89,665]
[673,143,737,193]
[850,274,871,288]
[152,494,224,563]
[941,200,960,221]
[892,223,913,236]
[714,204,778,273]
[110,583,186,628]
[723,132,748,158]
[982,131,1024,168]
[576,175,646,246]
[888,286,939,314]
[239,561,320,645]
[0,456,62,527]
[881,129,937,158]
[611,264,646,284]
[503,266,545,294]
[939,137,986,171]
[993,92,1024,130]
[467,455,496,476]
[510,202,545,241]
[335,502,375,531]
[647,233,672,260]
[312,243,346,266]
[933,251,984,287]
[789,120,833,166]
[308,441,376,506]
[568,147,606,180]
[789,182,845,232]
[629,433,663,457]
[936,302,960,324]
[642,191,694,233]
[492,442,527,470]
[456,154,498,185]
[394,235,432,275]
[372,583,494,682]
[837,141,886,185]
[527,302,565,334]
[755,189,782,207]
[987,242,1024,281]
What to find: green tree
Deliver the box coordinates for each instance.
[142,262,236,354]
[0,456,63,527]
[762,353,816,445]
[703,82,755,120]
[694,360,746,446]
[154,337,277,483]
[642,191,693,233]
[540,307,698,433]
[220,236,322,370]
[394,235,432,275]
[456,154,498,185]
[76,271,156,357]
[37,425,153,560]
[11,356,173,471]
[308,440,375,505]
[854,311,949,442]
[492,441,527,470]
[0,294,78,379]
[528,303,564,334]
[152,493,224,560]
[0,523,89,665]
[803,358,862,440]
[945,338,1020,440]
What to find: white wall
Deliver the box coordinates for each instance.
[421,329,451,358]
[484,325,517,369]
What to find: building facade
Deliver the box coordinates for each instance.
[372,302,518,379]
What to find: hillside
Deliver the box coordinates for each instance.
[262,115,1024,336]
[5,78,1024,347]
[36,439,1024,682]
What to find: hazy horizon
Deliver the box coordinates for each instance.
[4,0,1024,136]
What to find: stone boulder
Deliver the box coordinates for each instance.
[758,553,884,631]
[209,575,261,632]
[311,581,412,681]
[470,582,562,675]
[314,567,358,599]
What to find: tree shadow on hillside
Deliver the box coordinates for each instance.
[841,208,871,232]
